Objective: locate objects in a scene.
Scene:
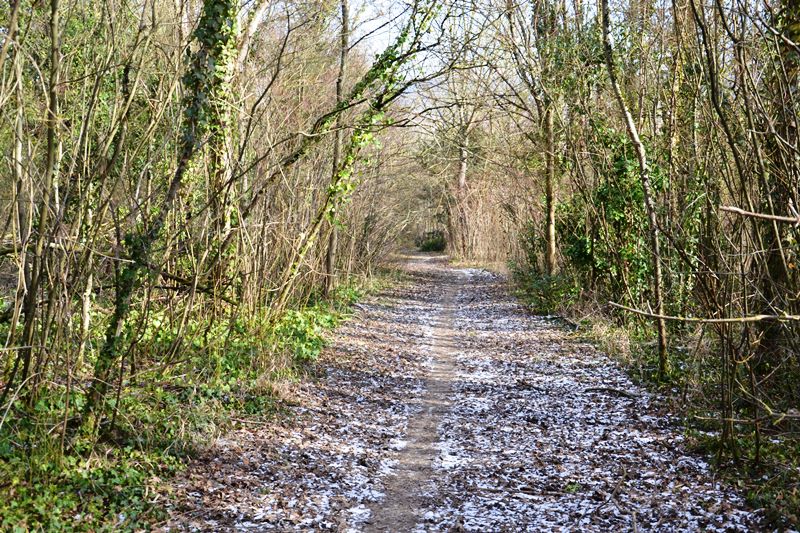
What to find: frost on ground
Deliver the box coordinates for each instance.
[414,267,760,532]
[164,255,763,532]
[164,263,441,531]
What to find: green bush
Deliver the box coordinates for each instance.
[272,282,364,364]
[416,230,446,252]
[273,308,336,363]
[513,268,579,315]
[0,443,178,531]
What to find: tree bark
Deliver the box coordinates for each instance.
[602,0,669,379]
[544,106,557,275]
[81,0,238,430]
[0,0,22,78]
[325,0,349,297]
[456,137,469,259]
[755,0,800,364]
[18,0,61,393]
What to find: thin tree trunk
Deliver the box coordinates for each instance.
[544,106,557,275]
[602,0,669,379]
[15,0,61,397]
[81,0,237,430]
[2,48,29,383]
[0,0,22,77]
[325,0,349,297]
[456,137,469,258]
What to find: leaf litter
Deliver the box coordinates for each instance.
[163,256,764,532]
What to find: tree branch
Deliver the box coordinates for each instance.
[609,301,800,323]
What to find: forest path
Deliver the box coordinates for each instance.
[364,261,461,532]
[167,254,761,532]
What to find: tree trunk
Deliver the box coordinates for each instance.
[18,0,61,393]
[602,0,669,379]
[456,137,469,258]
[81,0,238,431]
[544,106,557,275]
[0,0,22,78]
[325,0,349,297]
[755,0,800,363]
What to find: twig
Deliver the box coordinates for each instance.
[694,411,800,423]
[591,467,628,515]
[584,387,639,399]
[609,301,800,323]
[720,205,800,225]
[146,263,238,305]
[230,417,265,426]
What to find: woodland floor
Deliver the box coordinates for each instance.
[163,254,762,532]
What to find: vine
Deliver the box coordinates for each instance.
[81,0,238,433]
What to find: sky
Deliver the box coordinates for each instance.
[350,0,406,55]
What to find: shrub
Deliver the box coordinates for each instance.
[513,269,579,315]
[416,230,446,252]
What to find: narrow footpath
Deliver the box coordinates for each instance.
[167,255,761,532]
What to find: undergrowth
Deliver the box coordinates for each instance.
[0,274,391,531]
[511,265,800,528]
[415,230,446,252]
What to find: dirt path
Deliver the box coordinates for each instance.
[166,255,762,531]
[365,265,461,532]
